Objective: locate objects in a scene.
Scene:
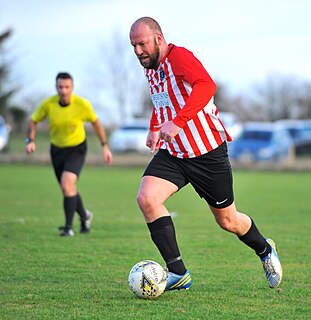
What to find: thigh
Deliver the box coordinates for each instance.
[143,149,189,190]
[138,175,179,204]
[50,145,65,183]
[183,142,234,208]
[63,142,87,178]
[50,141,87,183]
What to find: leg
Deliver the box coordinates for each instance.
[209,202,268,252]
[60,171,79,235]
[76,193,88,222]
[137,175,177,223]
[209,202,282,288]
[51,142,89,236]
[137,176,187,275]
[76,193,93,233]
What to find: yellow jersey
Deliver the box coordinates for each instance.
[32,94,98,147]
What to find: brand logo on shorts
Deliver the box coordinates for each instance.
[216,198,228,205]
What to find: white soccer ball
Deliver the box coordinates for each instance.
[128,260,167,299]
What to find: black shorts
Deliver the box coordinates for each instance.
[143,142,234,208]
[50,140,87,183]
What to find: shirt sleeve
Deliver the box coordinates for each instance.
[170,48,217,128]
[83,98,98,123]
[31,100,49,123]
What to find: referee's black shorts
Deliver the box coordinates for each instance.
[50,140,87,183]
[143,142,234,208]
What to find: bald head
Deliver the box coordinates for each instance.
[130,17,168,69]
[130,17,163,36]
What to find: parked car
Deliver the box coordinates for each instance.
[0,116,10,152]
[229,122,292,163]
[109,119,150,153]
[276,119,311,143]
[276,119,311,157]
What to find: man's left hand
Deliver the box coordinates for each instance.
[154,121,182,142]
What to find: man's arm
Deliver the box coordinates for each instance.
[25,120,37,154]
[92,118,113,164]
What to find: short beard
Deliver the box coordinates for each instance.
[139,41,160,69]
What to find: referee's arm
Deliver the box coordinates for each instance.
[91,118,113,164]
[25,120,37,154]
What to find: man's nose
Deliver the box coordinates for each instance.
[135,46,143,56]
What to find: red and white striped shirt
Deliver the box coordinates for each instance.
[146,44,232,158]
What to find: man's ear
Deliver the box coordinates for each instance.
[156,32,163,45]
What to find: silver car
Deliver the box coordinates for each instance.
[0,116,10,152]
[109,119,150,153]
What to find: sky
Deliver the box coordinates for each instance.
[1,0,310,119]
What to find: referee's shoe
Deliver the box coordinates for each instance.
[261,238,283,288]
[59,226,74,237]
[80,210,93,233]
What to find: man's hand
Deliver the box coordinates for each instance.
[102,145,113,164]
[25,141,36,154]
[154,121,182,143]
[146,130,160,154]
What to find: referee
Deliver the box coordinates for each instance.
[25,72,113,236]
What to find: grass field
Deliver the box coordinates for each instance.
[0,164,310,319]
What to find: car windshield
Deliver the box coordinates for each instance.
[241,130,272,141]
[121,125,148,131]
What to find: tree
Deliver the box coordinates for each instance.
[249,73,311,121]
[88,31,146,125]
[298,81,311,118]
[0,28,16,117]
[0,26,28,133]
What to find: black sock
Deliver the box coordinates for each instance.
[238,218,271,258]
[63,195,78,229]
[147,216,186,275]
[76,193,87,222]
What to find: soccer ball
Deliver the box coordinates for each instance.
[128,260,167,299]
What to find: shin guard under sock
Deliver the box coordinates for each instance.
[238,218,271,258]
[63,195,78,228]
[147,216,186,275]
[76,193,87,221]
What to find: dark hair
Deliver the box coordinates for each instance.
[56,72,73,82]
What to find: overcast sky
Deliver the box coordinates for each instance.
[1,0,310,112]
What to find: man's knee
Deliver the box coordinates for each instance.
[216,215,235,232]
[137,189,154,212]
[60,172,77,196]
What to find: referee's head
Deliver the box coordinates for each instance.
[56,72,73,82]
[56,72,74,105]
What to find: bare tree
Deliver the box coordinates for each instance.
[88,31,146,125]
[249,73,310,121]
[0,28,16,116]
[298,81,311,118]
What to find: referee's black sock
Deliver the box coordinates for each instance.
[63,195,78,229]
[147,216,187,275]
[238,218,271,258]
[76,193,87,222]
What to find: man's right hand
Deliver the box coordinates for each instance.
[25,141,36,154]
[146,130,160,154]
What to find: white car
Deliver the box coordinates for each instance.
[0,116,10,152]
[109,119,150,153]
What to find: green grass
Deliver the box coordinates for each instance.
[0,165,310,319]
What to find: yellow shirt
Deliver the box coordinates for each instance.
[32,94,98,147]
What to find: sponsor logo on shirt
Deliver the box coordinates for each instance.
[151,92,170,108]
[159,70,165,80]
